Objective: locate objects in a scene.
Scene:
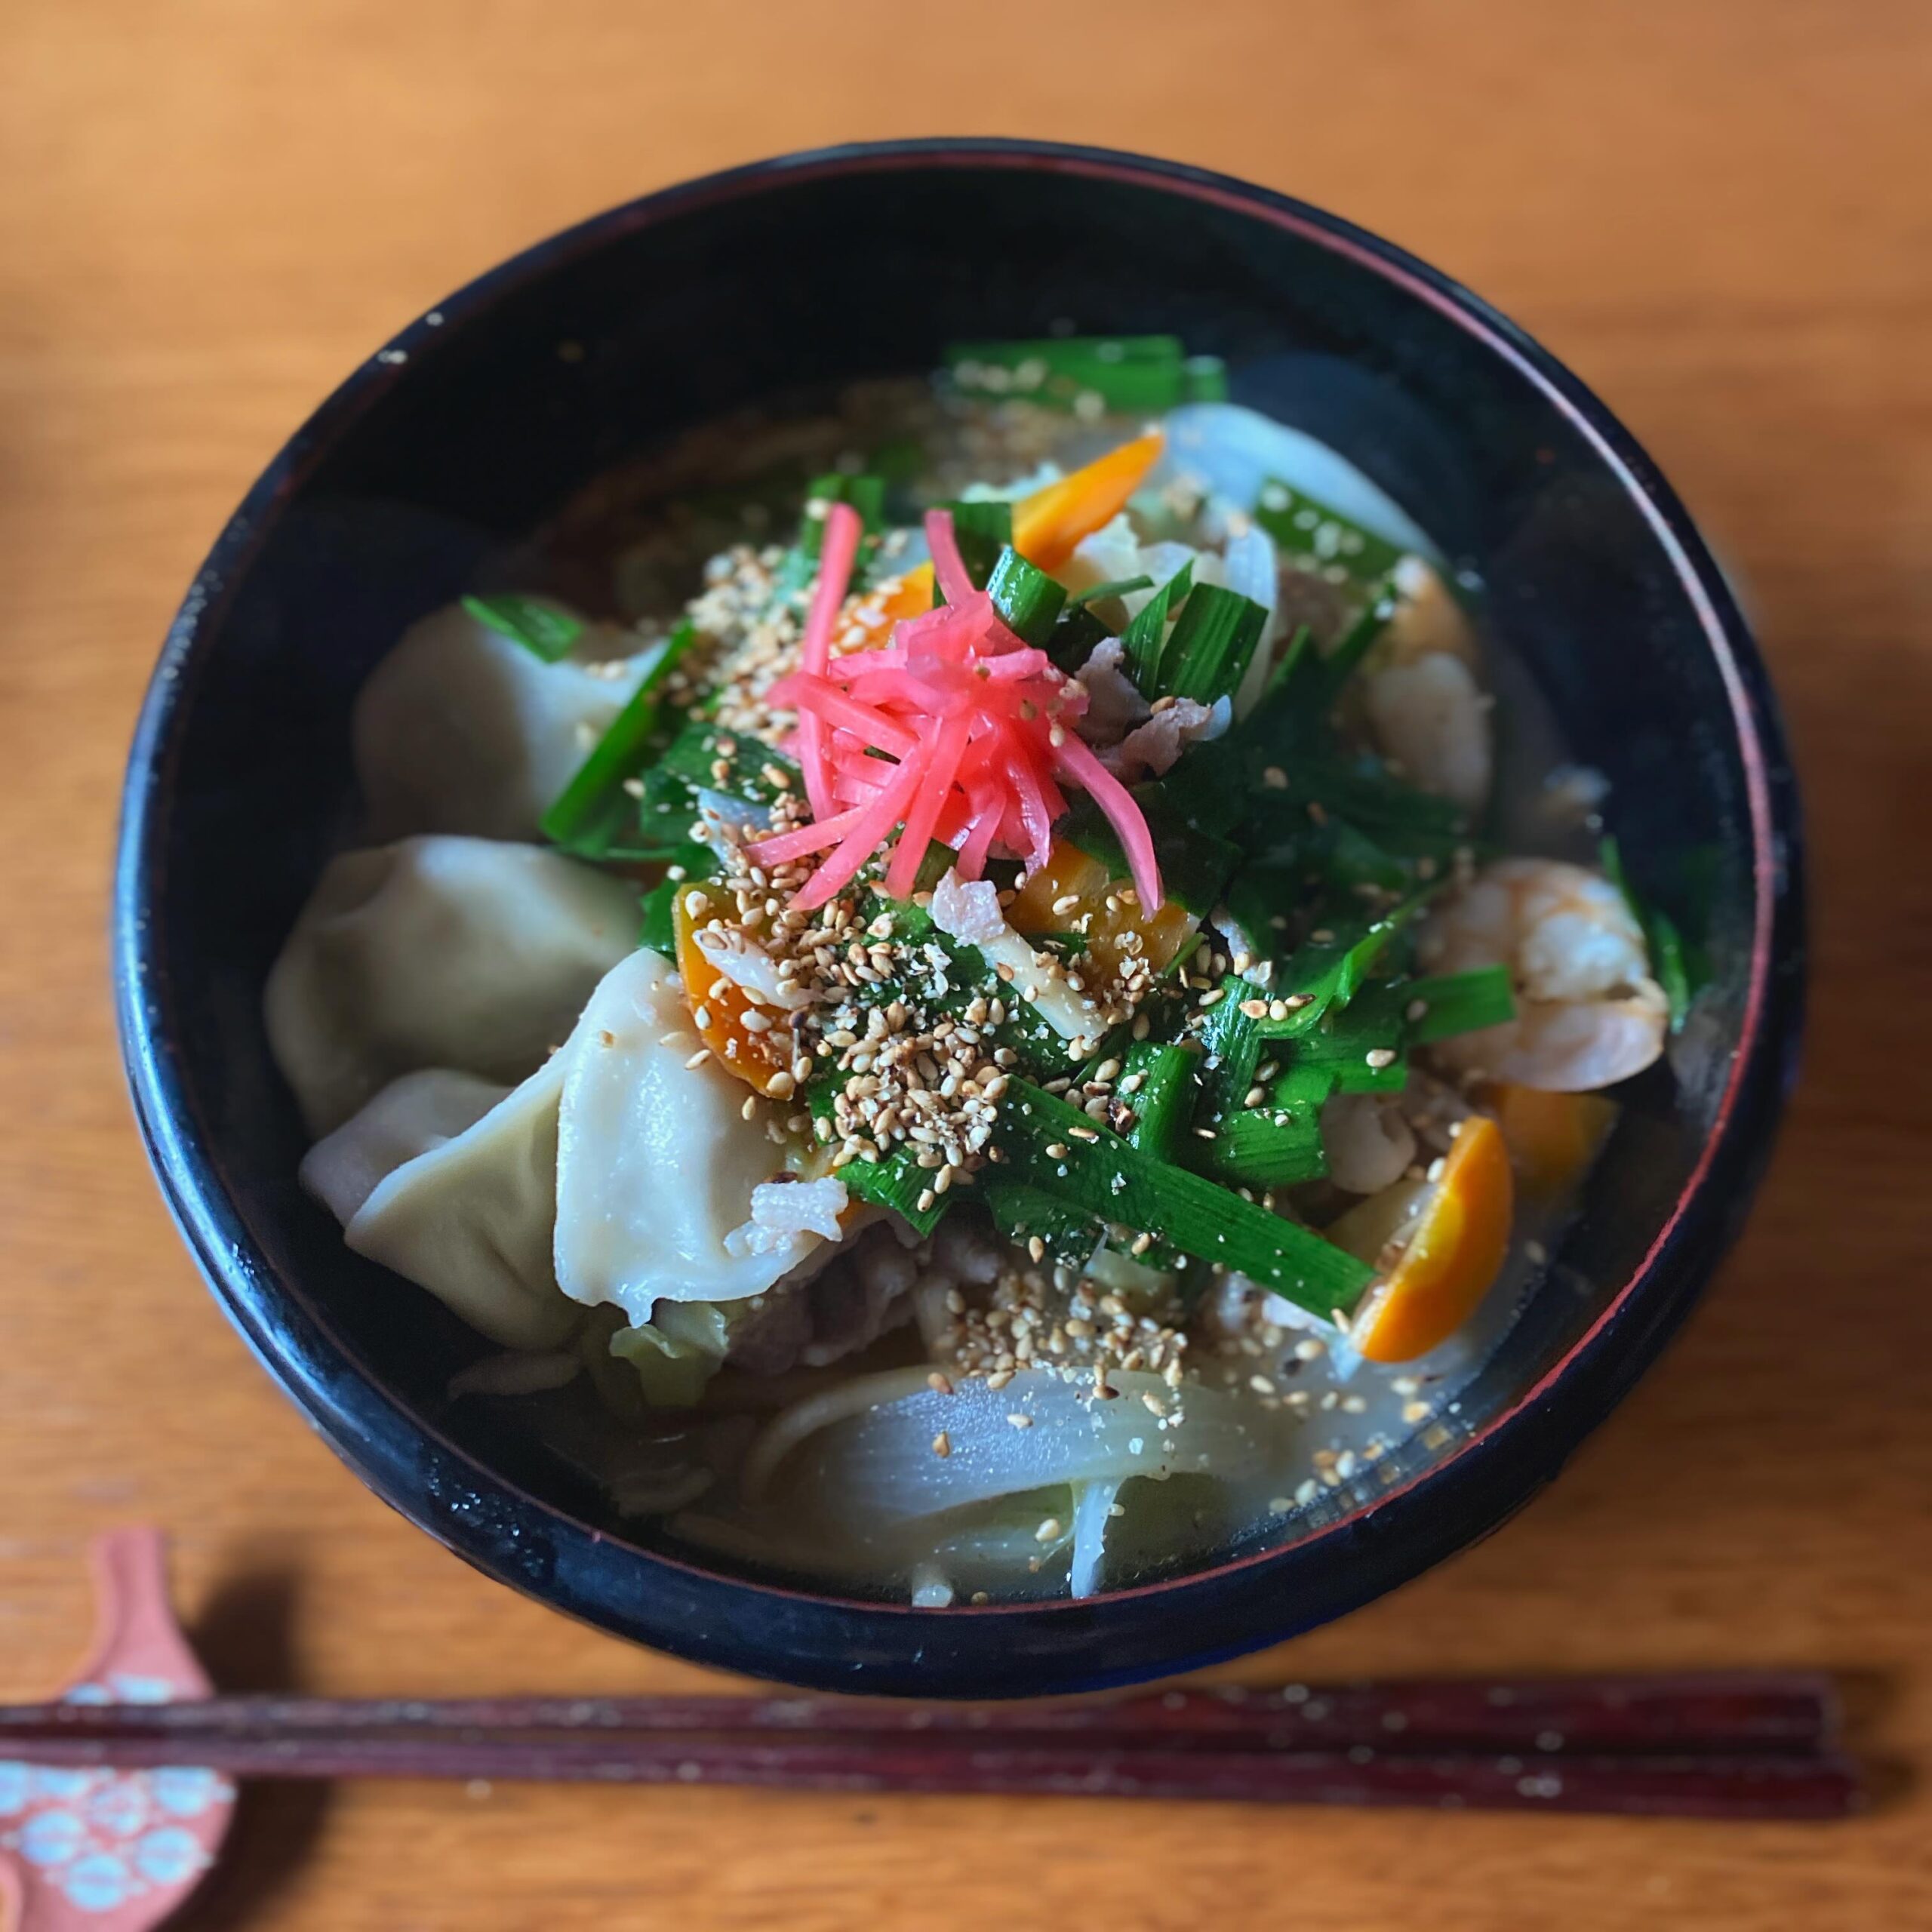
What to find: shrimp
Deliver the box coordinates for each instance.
[1364,651,1493,811]
[1382,555,1481,670]
[1417,857,1668,1091]
[1356,556,1493,811]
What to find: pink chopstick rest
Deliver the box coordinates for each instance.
[0,1529,232,1930]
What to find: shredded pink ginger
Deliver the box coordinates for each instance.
[747,506,1164,915]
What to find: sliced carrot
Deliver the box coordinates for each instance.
[853,566,936,630]
[1486,1083,1618,1201]
[672,883,795,1097]
[1329,1115,1515,1364]
[1013,431,1164,572]
[1006,837,1198,983]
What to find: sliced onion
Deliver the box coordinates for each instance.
[1069,1477,1124,1598]
[1223,520,1285,718]
[745,1367,1283,1523]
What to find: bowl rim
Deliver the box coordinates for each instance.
[113,136,1804,1694]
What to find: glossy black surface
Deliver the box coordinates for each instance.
[115,140,1802,1696]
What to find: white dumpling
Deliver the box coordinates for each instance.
[299,1067,509,1223]
[555,949,838,1323]
[265,835,636,1135]
[300,1064,578,1351]
[353,601,656,841]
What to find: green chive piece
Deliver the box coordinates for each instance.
[1250,749,1470,857]
[1287,982,1412,1094]
[1180,354,1230,403]
[1156,583,1269,705]
[1251,478,1406,599]
[1206,1105,1331,1189]
[1067,574,1155,610]
[1600,835,1694,1032]
[1057,777,1238,915]
[541,620,699,853]
[986,546,1067,648]
[1405,965,1517,1044]
[983,1182,1104,1268]
[1045,602,1111,675]
[1119,561,1194,692]
[1119,1041,1198,1161]
[462,594,586,663]
[656,718,802,807]
[996,1078,1371,1319]
[1312,573,1402,703]
[944,336,1193,414]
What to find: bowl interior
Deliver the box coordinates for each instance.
[120,147,1789,1689]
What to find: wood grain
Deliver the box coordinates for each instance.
[1,2,1927,1925]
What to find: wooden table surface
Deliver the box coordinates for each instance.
[3,3,1929,1926]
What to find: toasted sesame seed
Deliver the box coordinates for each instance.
[1035,1516,1063,1543]
[1007,1412,1033,1429]
[1365,1047,1397,1069]
[931,1432,951,1458]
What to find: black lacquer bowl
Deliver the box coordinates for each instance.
[114,140,1803,1697]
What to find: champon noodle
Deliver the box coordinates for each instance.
[269,339,1684,1604]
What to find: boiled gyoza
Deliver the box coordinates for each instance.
[298,946,847,1349]
[353,600,656,842]
[300,1061,577,1351]
[554,948,846,1323]
[265,835,635,1134]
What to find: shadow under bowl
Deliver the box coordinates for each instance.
[114,139,1803,1697]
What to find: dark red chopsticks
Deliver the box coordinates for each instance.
[0,1673,1863,1818]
